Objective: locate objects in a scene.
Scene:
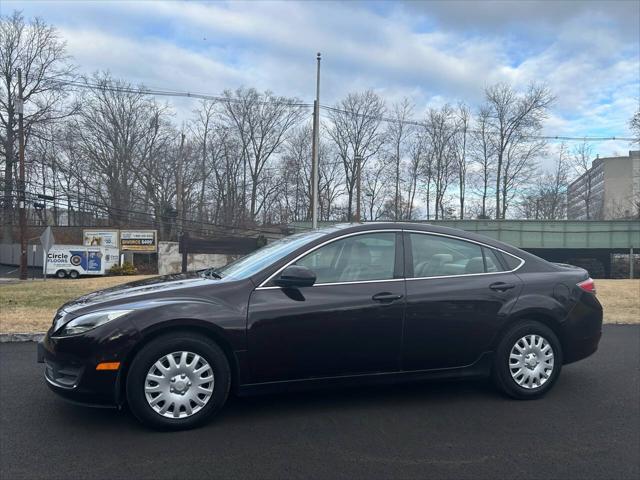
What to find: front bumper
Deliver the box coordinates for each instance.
[37,318,141,408]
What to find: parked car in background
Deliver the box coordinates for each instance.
[38,223,603,429]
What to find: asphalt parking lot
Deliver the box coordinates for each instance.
[1,325,638,480]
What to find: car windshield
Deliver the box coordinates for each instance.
[211,229,328,280]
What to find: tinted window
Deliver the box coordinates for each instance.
[483,247,504,272]
[501,251,523,270]
[409,233,486,277]
[216,229,326,280]
[296,232,396,284]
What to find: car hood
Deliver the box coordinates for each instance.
[59,272,223,314]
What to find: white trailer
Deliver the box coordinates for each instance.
[43,245,120,279]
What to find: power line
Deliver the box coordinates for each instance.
[46,77,313,108]
[320,104,636,142]
[40,76,634,141]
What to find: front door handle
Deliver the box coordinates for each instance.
[372,292,404,303]
[489,282,516,292]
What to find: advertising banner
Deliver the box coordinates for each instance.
[120,230,157,252]
[47,249,101,272]
[87,251,103,272]
[83,229,119,248]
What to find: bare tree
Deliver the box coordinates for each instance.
[209,128,245,226]
[484,82,554,218]
[630,105,640,144]
[453,102,471,218]
[221,88,305,222]
[423,104,457,219]
[326,90,386,221]
[386,98,414,220]
[519,143,569,219]
[363,158,391,221]
[279,124,312,222]
[189,99,218,228]
[470,106,496,218]
[404,130,426,220]
[0,11,75,240]
[318,146,344,221]
[500,133,544,216]
[69,73,167,226]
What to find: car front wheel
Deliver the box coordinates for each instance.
[126,332,230,430]
[492,320,562,399]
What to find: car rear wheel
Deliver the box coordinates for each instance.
[492,320,562,399]
[68,270,79,279]
[126,332,230,430]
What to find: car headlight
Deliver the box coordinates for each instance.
[56,310,132,337]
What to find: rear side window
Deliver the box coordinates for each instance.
[409,233,485,278]
[483,247,504,272]
[500,251,523,271]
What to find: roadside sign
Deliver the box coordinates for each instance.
[120,230,157,253]
[40,226,55,253]
[83,229,119,248]
[40,226,55,282]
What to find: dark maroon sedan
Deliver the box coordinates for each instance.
[38,223,603,429]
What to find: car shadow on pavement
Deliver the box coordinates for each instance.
[44,378,498,432]
[222,379,498,420]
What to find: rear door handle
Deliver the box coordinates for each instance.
[489,282,516,292]
[372,292,404,303]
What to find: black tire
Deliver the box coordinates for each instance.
[68,270,79,279]
[492,320,563,399]
[55,269,67,279]
[126,332,231,430]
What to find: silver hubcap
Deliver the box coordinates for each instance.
[509,334,554,389]
[144,351,214,419]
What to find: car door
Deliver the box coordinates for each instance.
[402,231,523,371]
[247,231,405,384]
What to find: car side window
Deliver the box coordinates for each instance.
[296,232,397,284]
[409,233,489,277]
[500,251,523,270]
[483,247,505,272]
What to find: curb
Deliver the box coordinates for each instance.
[0,332,46,343]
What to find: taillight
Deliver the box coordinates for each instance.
[577,277,596,294]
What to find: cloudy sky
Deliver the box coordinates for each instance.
[4,0,639,157]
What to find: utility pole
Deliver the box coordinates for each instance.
[310,53,321,229]
[355,154,362,223]
[17,68,27,280]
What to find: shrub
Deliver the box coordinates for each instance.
[108,261,138,276]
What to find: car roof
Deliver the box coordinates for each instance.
[318,222,530,258]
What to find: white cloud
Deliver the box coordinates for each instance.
[5,0,639,147]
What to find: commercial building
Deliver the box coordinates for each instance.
[567,150,640,220]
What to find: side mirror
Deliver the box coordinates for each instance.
[274,265,316,288]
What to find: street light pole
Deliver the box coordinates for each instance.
[17,68,27,280]
[310,53,321,229]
